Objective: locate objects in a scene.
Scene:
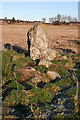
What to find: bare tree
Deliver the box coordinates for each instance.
[42,18,46,23]
[61,15,66,22]
[48,14,78,24]
[53,17,57,22]
[49,17,54,24]
[57,13,61,22]
[64,15,68,22]
[4,17,7,20]
[73,17,78,22]
[67,15,72,22]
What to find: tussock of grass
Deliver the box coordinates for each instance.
[35,65,48,73]
[65,87,77,97]
[2,51,14,84]
[54,77,75,87]
[4,90,29,107]
[44,83,61,94]
[28,87,53,104]
[75,70,80,80]
[8,80,25,90]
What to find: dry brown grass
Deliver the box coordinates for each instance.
[2,23,78,52]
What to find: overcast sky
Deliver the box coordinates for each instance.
[1,2,78,22]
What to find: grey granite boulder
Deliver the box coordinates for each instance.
[27,22,56,67]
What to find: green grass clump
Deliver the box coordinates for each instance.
[53,114,76,119]
[3,50,17,56]
[4,90,29,107]
[35,65,48,73]
[49,61,71,78]
[65,87,77,97]
[44,83,61,95]
[55,77,75,87]
[13,59,26,70]
[14,58,27,64]
[76,70,80,79]
[13,56,36,70]
[8,80,25,90]
[72,54,80,63]
[28,87,53,104]
[2,51,14,83]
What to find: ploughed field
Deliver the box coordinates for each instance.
[2,23,80,119]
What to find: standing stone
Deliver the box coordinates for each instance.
[27,22,56,67]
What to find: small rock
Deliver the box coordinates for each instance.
[31,76,42,87]
[28,67,36,72]
[31,76,42,83]
[46,71,61,80]
[18,66,36,72]
[17,67,36,82]
[39,59,52,67]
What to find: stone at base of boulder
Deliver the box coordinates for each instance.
[47,49,56,61]
[31,76,42,88]
[38,59,52,68]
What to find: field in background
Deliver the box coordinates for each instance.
[2,23,78,52]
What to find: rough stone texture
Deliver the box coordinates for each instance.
[27,22,56,67]
[16,67,43,86]
[17,67,36,82]
[31,76,42,85]
[46,71,61,80]
[38,59,52,68]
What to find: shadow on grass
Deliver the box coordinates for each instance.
[3,103,32,119]
[4,43,42,66]
[49,77,61,84]
[37,81,46,88]
[4,43,29,57]
[11,103,31,118]
[2,80,13,101]
[2,87,14,101]
[20,82,32,90]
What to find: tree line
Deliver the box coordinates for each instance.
[4,14,78,24]
[42,13,78,23]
